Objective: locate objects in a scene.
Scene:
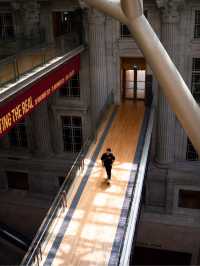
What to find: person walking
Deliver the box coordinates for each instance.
[101,148,115,183]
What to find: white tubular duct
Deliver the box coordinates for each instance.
[83,0,200,156]
[83,0,128,23]
[127,16,200,154]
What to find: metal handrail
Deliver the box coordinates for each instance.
[0,31,78,62]
[20,137,91,266]
[0,32,82,87]
[119,103,155,266]
[0,32,46,54]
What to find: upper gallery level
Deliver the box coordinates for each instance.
[0,0,84,92]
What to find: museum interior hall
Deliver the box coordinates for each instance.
[0,0,200,265]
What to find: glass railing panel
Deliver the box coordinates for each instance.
[0,33,83,88]
[0,60,15,86]
[28,50,44,70]
[20,139,91,266]
[44,46,57,63]
[17,50,43,76]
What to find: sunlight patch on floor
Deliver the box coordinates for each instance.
[93,193,124,209]
[67,221,81,236]
[73,209,85,220]
[80,223,116,243]
[89,212,118,224]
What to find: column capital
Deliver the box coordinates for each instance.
[88,9,106,25]
[78,0,88,9]
[10,1,20,11]
[20,0,40,38]
[156,0,185,23]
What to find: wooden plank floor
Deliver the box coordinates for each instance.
[43,100,145,266]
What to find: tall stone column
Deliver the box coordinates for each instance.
[88,9,108,126]
[10,2,21,39]
[48,93,64,155]
[21,0,41,40]
[155,0,184,164]
[105,16,115,103]
[31,101,52,157]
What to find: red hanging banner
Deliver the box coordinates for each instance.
[0,54,80,138]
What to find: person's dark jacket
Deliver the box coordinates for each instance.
[101,153,115,168]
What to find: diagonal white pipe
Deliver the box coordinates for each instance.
[82,0,128,23]
[83,0,200,156]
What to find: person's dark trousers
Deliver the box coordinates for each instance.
[105,166,112,180]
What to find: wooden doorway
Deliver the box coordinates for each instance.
[52,11,72,37]
[121,57,146,100]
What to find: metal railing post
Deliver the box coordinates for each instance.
[14,56,19,81]
[39,246,42,261]
[36,253,39,266]
[42,47,46,65]
[19,137,91,266]
[62,191,67,209]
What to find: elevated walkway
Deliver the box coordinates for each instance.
[0,33,82,96]
[0,44,84,104]
[21,100,154,266]
[0,44,84,138]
